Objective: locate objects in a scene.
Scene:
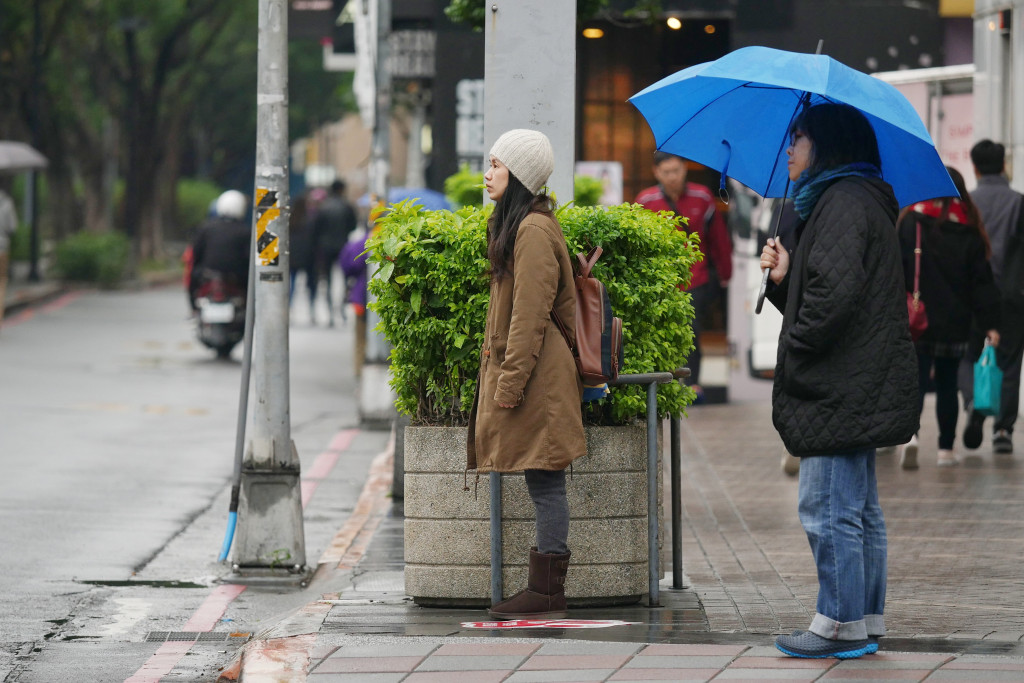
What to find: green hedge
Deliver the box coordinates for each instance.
[54,231,131,287]
[443,165,609,209]
[367,200,701,426]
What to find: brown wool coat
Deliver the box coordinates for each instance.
[467,213,586,473]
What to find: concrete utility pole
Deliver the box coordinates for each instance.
[232,0,307,581]
[364,0,391,367]
[484,1,576,204]
[974,0,1024,192]
[359,0,397,429]
[482,0,576,607]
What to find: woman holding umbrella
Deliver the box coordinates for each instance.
[760,103,918,659]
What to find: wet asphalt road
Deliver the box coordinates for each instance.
[0,285,362,681]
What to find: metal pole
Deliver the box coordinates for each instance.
[232,0,306,580]
[364,0,391,365]
[646,381,660,607]
[670,415,683,589]
[27,2,41,282]
[489,471,503,606]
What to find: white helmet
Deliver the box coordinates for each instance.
[215,190,247,220]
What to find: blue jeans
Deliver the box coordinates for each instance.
[798,451,886,641]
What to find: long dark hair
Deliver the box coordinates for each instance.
[791,103,881,176]
[946,166,991,259]
[487,172,554,279]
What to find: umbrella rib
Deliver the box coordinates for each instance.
[762,90,813,197]
[655,82,805,195]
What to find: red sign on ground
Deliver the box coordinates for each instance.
[460,619,636,629]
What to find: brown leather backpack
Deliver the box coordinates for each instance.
[551,247,624,385]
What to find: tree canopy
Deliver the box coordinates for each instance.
[0,2,354,260]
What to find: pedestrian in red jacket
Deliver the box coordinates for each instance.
[636,152,732,398]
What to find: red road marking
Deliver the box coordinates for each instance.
[302,428,358,507]
[127,428,358,682]
[40,291,83,313]
[318,442,394,567]
[182,584,246,631]
[327,428,357,453]
[124,642,194,683]
[5,291,82,328]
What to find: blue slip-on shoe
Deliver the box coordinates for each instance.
[776,631,871,659]
[788,630,878,655]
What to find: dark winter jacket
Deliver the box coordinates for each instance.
[767,177,918,457]
[897,212,1000,344]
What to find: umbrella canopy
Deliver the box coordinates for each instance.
[358,186,452,211]
[0,141,48,173]
[629,46,955,208]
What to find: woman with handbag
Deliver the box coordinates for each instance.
[467,129,586,619]
[759,103,919,658]
[896,166,1000,469]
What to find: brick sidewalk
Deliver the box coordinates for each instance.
[305,640,1024,681]
[679,401,1024,641]
[224,399,1024,681]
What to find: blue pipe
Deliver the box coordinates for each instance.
[218,511,238,562]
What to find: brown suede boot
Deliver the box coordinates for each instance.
[488,547,570,620]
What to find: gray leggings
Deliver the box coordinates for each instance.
[524,469,569,555]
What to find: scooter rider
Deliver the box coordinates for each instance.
[188,190,251,312]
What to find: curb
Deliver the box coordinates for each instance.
[3,268,184,319]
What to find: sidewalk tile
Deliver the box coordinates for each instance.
[415,654,528,671]
[536,641,644,655]
[622,655,735,669]
[927,672,1024,681]
[314,656,424,673]
[833,655,952,671]
[520,654,632,670]
[325,643,438,657]
[639,644,748,656]
[820,671,934,680]
[940,658,1024,670]
[405,672,513,683]
[713,670,821,681]
[435,643,540,656]
[729,657,834,669]
[609,669,723,681]
[311,645,340,660]
[308,674,405,683]
[504,670,617,682]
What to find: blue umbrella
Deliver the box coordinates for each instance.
[358,187,452,211]
[629,46,955,208]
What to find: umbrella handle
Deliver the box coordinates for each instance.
[755,268,770,314]
[755,191,791,315]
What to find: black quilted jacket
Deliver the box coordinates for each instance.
[766,177,919,457]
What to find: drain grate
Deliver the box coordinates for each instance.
[145,631,251,643]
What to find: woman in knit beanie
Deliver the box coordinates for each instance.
[467,129,587,619]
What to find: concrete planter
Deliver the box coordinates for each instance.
[404,424,662,607]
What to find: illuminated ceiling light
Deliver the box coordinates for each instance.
[989,20,997,30]
[704,24,716,34]
[666,16,682,30]
[582,27,604,39]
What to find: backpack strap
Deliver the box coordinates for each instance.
[550,310,575,354]
[576,247,602,278]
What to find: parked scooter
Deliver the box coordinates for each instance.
[194,270,246,359]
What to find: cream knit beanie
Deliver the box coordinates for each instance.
[488,129,555,195]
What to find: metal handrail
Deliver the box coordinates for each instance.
[488,368,689,610]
